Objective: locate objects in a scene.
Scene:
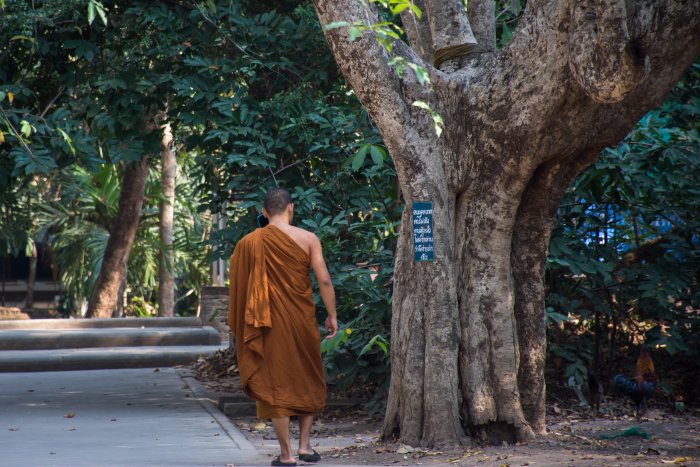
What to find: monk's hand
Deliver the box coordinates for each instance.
[325,316,338,340]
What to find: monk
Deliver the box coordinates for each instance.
[228,187,338,466]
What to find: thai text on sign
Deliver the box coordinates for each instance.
[412,202,434,262]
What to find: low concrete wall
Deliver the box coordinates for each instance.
[200,287,230,342]
[0,307,29,320]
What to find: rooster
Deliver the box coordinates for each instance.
[613,348,657,419]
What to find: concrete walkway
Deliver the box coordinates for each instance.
[0,368,260,466]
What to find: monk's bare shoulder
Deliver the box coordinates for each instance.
[289,225,318,240]
[280,225,317,255]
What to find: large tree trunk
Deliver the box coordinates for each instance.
[313,0,700,447]
[86,158,149,318]
[158,122,176,317]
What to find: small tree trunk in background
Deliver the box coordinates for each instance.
[158,122,176,317]
[113,265,128,318]
[25,242,37,311]
[86,158,149,318]
[1,257,6,307]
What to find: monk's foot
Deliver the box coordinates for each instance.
[297,450,321,462]
[271,455,296,466]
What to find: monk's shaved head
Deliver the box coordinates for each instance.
[264,188,293,216]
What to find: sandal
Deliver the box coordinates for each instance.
[298,450,321,462]
[271,456,297,466]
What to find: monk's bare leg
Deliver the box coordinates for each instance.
[298,414,314,455]
[271,417,295,463]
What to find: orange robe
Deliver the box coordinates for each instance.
[228,225,326,418]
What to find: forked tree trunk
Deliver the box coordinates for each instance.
[158,122,176,317]
[86,158,149,318]
[314,0,700,447]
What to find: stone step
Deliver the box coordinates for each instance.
[0,345,224,372]
[0,326,221,351]
[0,317,206,330]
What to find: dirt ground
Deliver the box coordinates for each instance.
[193,371,698,467]
[231,407,699,466]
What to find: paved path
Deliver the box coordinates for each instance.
[0,368,260,467]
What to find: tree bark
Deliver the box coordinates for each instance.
[113,264,128,318]
[313,0,700,447]
[466,0,496,51]
[86,158,149,318]
[25,242,37,311]
[158,122,176,317]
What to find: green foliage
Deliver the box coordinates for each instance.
[35,160,209,316]
[2,1,397,391]
[547,63,700,401]
[36,165,117,312]
[182,0,398,392]
[495,0,526,48]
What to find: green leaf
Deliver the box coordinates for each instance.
[20,120,32,138]
[88,1,95,24]
[348,26,363,41]
[332,211,348,226]
[324,21,351,31]
[351,145,369,171]
[409,63,430,86]
[301,219,318,229]
[10,35,35,45]
[57,128,76,156]
[359,335,389,356]
[64,40,97,61]
[95,1,108,25]
[369,145,385,167]
[510,0,522,16]
[407,3,422,18]
[412,101,444,138]
[87,1,108,25]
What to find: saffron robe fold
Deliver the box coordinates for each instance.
[228,225,326,414]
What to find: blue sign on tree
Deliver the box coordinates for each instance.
[412,202,434,262]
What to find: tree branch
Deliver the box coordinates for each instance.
[494,0,700,168]
[424,0,477,70]
[568,0,649,103]
[313,0,440,173]
[467,0,496,51]
[399,0,434,64]
[39,85,66,119]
